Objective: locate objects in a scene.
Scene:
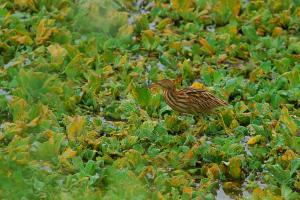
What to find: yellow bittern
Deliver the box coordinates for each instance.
[151,79,228,115]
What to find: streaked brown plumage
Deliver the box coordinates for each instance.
[152,79,228,115]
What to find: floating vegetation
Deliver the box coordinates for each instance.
[0,0,299,199]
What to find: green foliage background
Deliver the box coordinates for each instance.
[0,0,299,199]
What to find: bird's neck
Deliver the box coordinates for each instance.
[163,88,176,96]
[166,87,176,93]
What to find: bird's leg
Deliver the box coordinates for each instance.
[173,111,181,121]
[208,109,229,134]
[192,114,207,135]
[177,112,184,121]
[216,112,230,134]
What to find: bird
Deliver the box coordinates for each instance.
[150,79,228,115]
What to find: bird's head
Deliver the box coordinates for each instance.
[152,79,175,90]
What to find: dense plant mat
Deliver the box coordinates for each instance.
[0,0,299,199]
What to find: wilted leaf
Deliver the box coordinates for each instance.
[213,0,240,25]
[171,0,194,12]
[59,147,77,164]
[247,135,264,145]
[168,175,189,187]
[183,186,193,198]
[14,0,37,10]
[47,43,67,64]
[10,34,33,45]
[35,19,57,44]
[199,38,215,55]
[281,150,296,162]
[279,107,297,135]
[229,157,242,179]
[67,116,86,141]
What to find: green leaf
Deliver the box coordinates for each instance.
[136,120,156,138]
[267,164,291,185]
[281,185,300,200]
[290,158,300,177]
[260,61,272,73]
[32,133,64,162]
[242,25,258,42]
[132,86,151,107]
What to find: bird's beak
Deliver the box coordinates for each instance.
[148,83,158,89]
[148,83,160,92]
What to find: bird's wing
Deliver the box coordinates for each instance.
[179,87,228,111]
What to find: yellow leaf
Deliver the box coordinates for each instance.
[183,186,193,197]
[229,157,241,179]
[230,119,239,130]
[207,66,215,74]
[171,0,194,12]
[156,192,165,200]
[26,117,40,128]
[118,25,134,37]
[229,25,238,34]
[297,7,300,16]
[252,188,264,200]
[157,18,172,29]
[218,53,228,63]
[9,97,28,121]
[0,132,4,141]
[238,102,249,113]
[138,165,154,179]
[35,19,57,44]
[82,131,101,148]
[60,147,77,162]
[136,58,145,68]
[54,6,70,21]
[67,116,85,141]
[66,53,82,69]
[183,149,194,161]
[4,121,27,136]
[169,41,182,51]
[272,27,283,37]
[7,136,30,165]
[103,65,114,77]
[280,107,297,135]
[162,28,175,36]
[44,129,54,139]
[252,188,283,200]
[282,150,295,161]
[171,0,180,10]
[231,1,240,17]
[0,41,9,50]
[119,55,128,66]
[191,82,205,89]
[199,38,215,55]
[169,176,188,187]
[223,181,240,191]
[47,43,67,64]
[249,68,264,82]
[14,0,37,11]
[206,163,221,179]
[10,35,33,45]
[59,147,77,170]
[213,0,240,18]
[256,27,265,36]
[247,135,263,145]
[142,29,155,39]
